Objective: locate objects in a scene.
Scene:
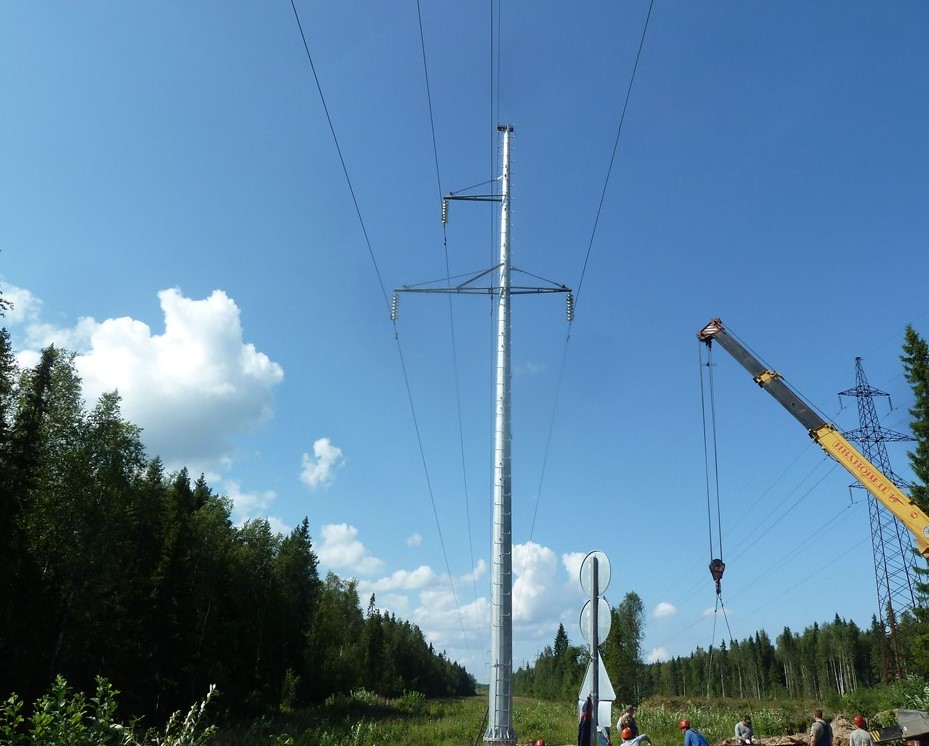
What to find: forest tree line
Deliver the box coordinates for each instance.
[515,325,929,704]
[0,306,476,720]
[516,611,919,703]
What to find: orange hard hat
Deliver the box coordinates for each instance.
[536,740,546,746]
[680,720,691,730]
[854,716,865,728]
[622,728,633,740]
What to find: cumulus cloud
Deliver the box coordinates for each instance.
[317,523,384,576]
[561,551,586,583]
[300,437,345,489]
[6,285,284,471]
[399,540,577,670]
[366,565,439,592]
[2,281,42,326]
[406,532,422,547]
[223,479,288,531]
[647,647,670,663]
[654,601,677,619]
[512,542,559,622]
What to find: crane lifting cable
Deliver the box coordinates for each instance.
[698,340,726,597]
[706,590,736,691]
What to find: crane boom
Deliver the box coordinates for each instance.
[698,317,929,559]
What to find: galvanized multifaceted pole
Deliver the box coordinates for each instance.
[391,123,573,746]
[485,123,516,746]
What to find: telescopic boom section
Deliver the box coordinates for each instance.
[698,318,929,559]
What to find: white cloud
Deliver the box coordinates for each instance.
[323,527,591,673]
[317,523,384,576]
[654,601,677,619]
[512,541,559,622]
[406,532,422,547]
[514,360,544,376]
[462,558,487,583]
[300,437,345,490]
[647,646,670,663]
[266,516,291,536]
[562,552,586,584]
[223,479,290,532]
[365,565,438,591]
[377,593,411,618]
[1,281,42,326]
[7,285,284,472]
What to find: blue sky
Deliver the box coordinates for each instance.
[3,2,929,683]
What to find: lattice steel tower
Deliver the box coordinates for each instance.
[839,357,916,680]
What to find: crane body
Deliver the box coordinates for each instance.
[698,317,929,559]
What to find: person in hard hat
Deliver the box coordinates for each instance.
[735,715,756,745]
[849,716,874,746]
[680,719,710,746]
[621,727,652,746]
[810,709,833,746]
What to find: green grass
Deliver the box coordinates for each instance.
[8,677,924,746]
[210,694,821,746]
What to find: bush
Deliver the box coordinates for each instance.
[0,676,217,746]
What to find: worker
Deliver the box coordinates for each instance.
[578,696,592,746]
[680,719,710,746]
[621,727,652,746]
[810,709,833,746]
[735,715,755,745]
[619,706,639,739]
[850,716,874,746]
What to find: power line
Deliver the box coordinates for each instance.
[415,0,484,656]
[288,0,472,656]
[287,0,389,310]
[573,0,654,310]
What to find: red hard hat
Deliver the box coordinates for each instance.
[680,720,691,730]
[622,728,633,740]
[854,716,865,728]
[536,740,546,746]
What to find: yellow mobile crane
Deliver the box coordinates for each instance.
[697,317,929,559]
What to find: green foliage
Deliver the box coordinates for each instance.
[901,325,929,512]
[513,624,585,700]
[603,592,645,704]
[216,694,575,746]
[279,670,300,715]
[143,685,217,746]
[0,676,215,746]
[636,616,881,701]
[894,674,929,710]
[900,325,929,680]
[637,700,812,746]
[0,342,474,718]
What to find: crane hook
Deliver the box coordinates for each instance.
[709,558,726,596]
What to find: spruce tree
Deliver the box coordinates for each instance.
[900,325,929,675]
[902,325,929,511]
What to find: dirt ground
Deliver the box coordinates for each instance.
[552,715,860,746]
[715,715,857,746]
